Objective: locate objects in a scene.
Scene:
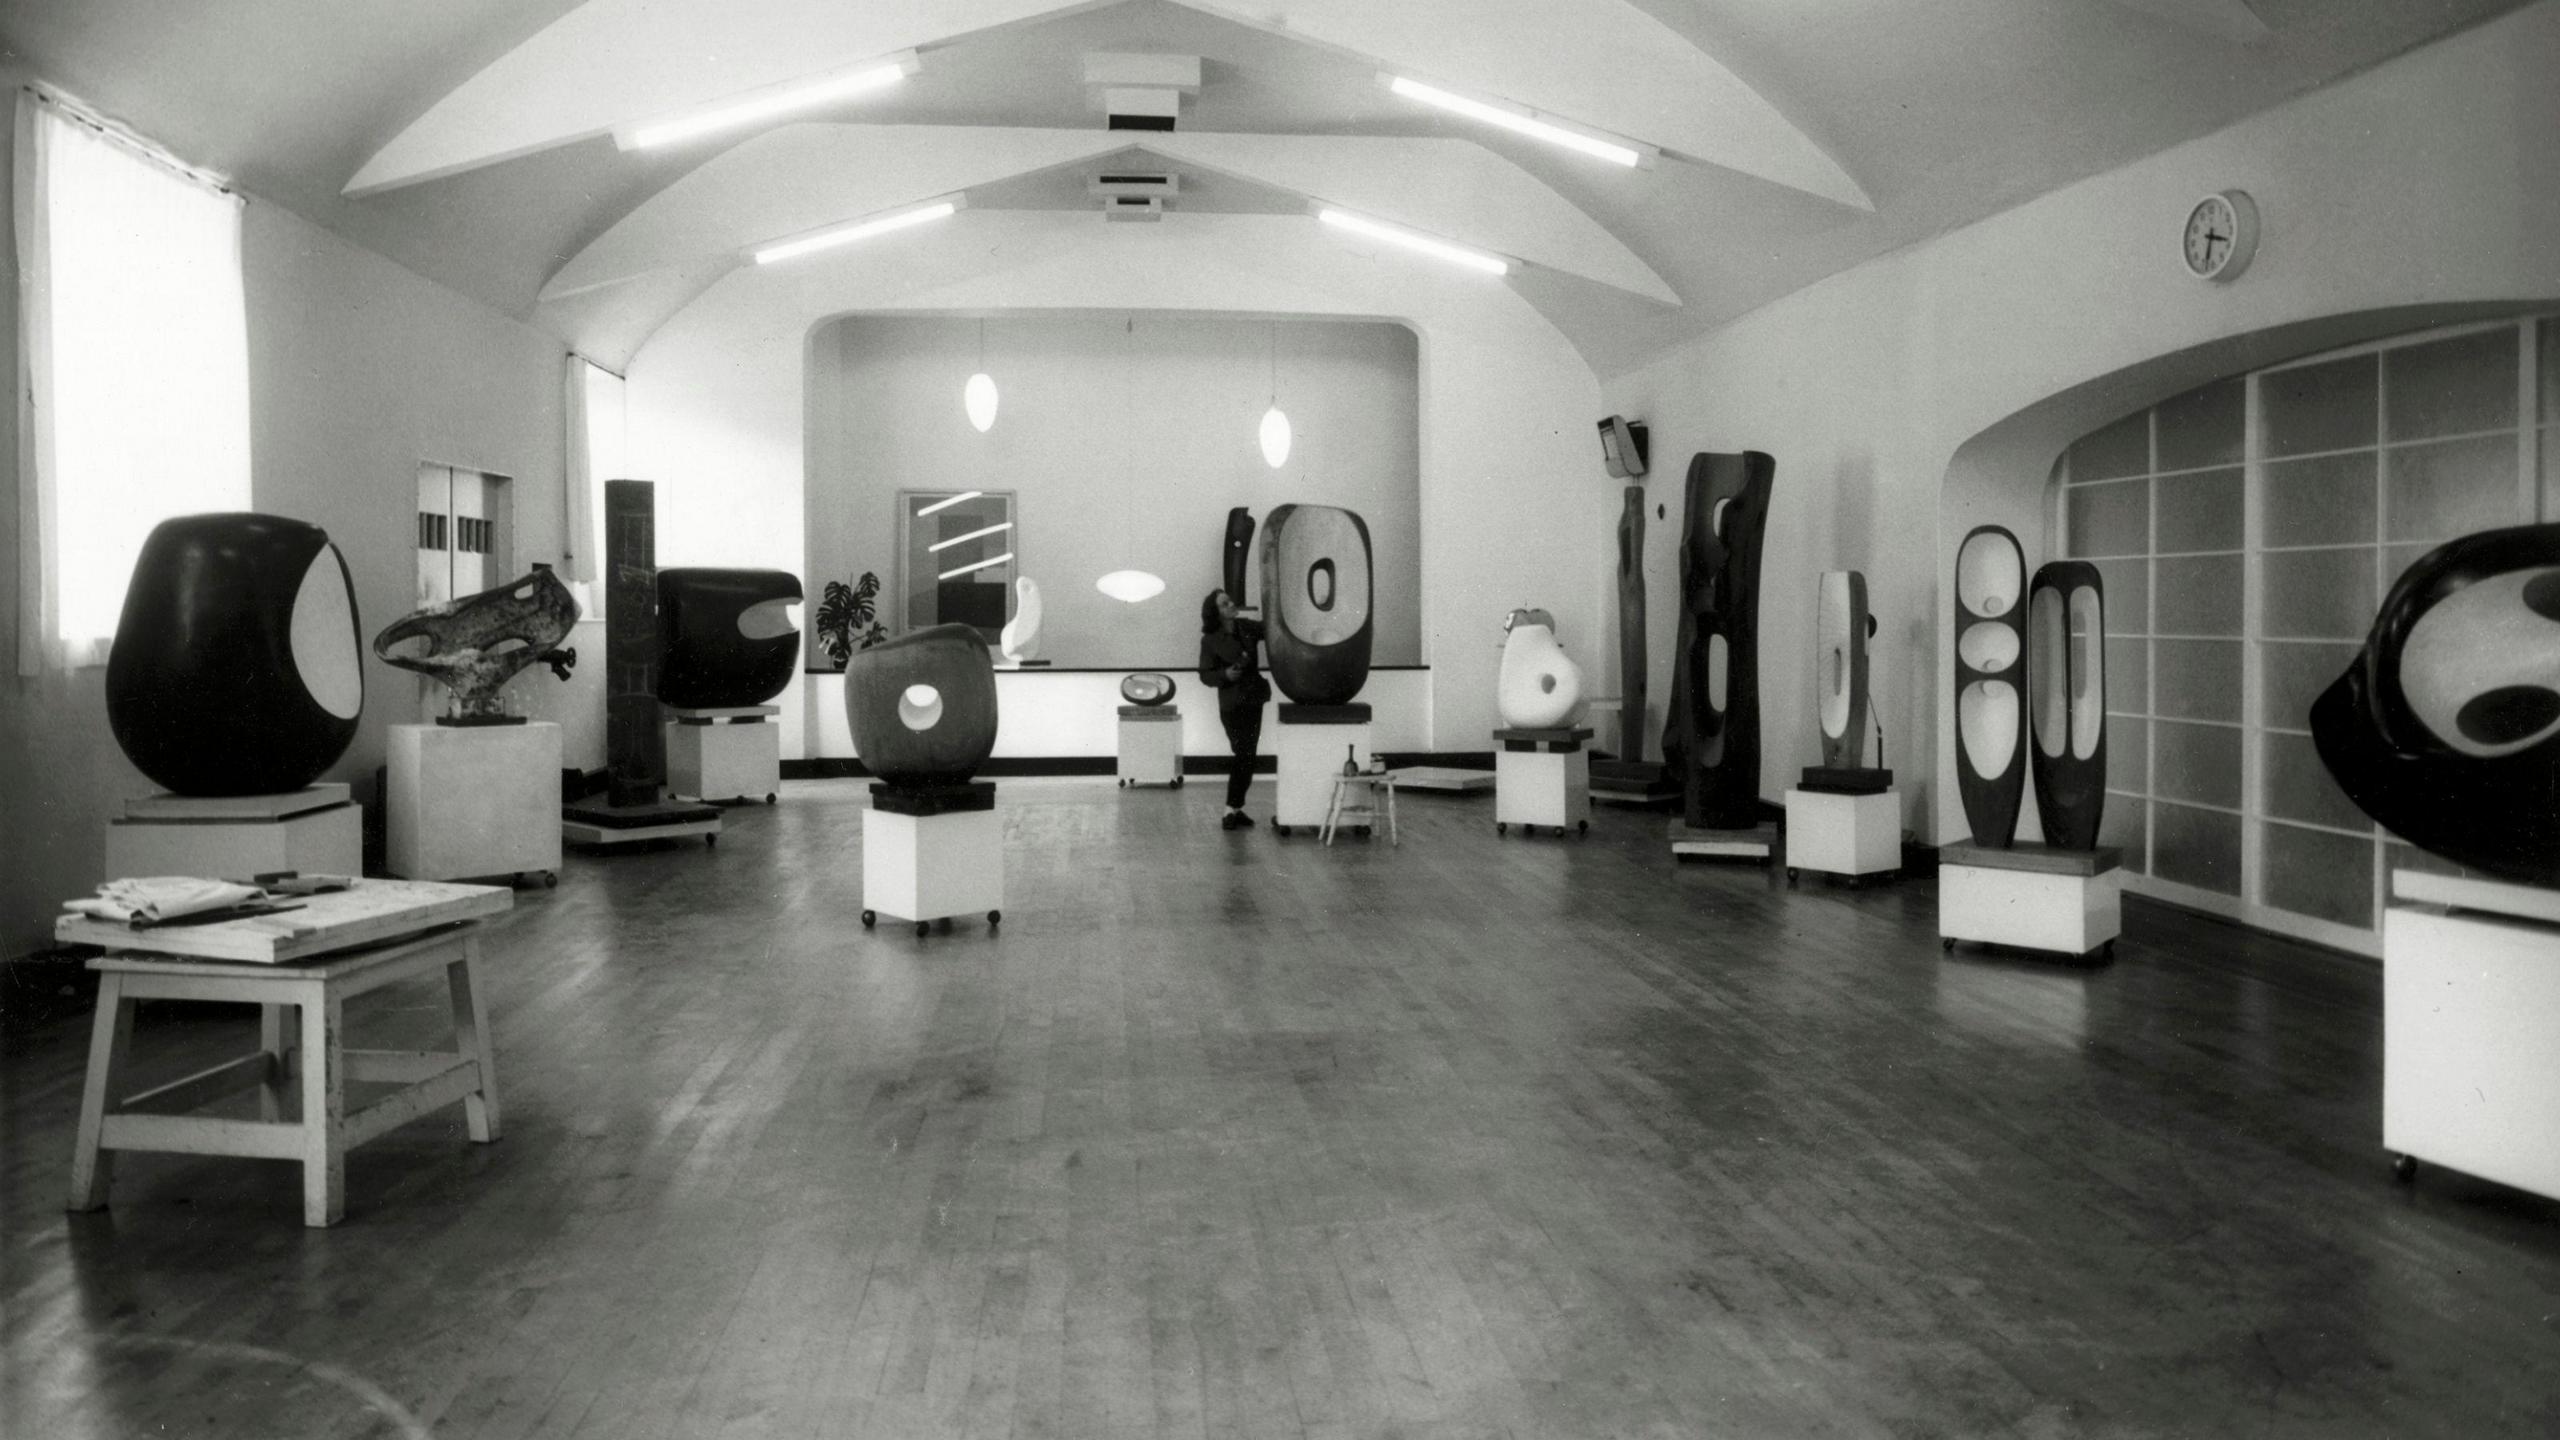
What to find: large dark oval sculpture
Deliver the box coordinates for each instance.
[1953,525,2028,847]
[1659,451,1773,830]
[2312,523,2560,886]
[1223,507,1256,606]
[844,623,998,788]
[656,568,802,709]
[1259,503,1373,706]
[374,565,580,719]
[107,512,362,796]
[2028,561,2107,851]
[1121,673,1176,707]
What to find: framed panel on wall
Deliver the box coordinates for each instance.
[897,489,1017,643]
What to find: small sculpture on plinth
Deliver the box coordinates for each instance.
[1498,608,1586,730]
[374,564,578,725]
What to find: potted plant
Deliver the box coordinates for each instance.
[813,572,887,669]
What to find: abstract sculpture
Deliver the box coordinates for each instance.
[1660,451,1774,830]
[1498,608,1586,730]
[845,623,999,790]
[107,512,362,795]
[1000,576,1043,665]
[603,480,667,805]
[1223,507,1256,606]
[1816,571,1873,770]
[1260,503,1373,706]
[1618,487,1646,761]
[1121,673,1176,707]
[374,565,580,723]
[654,568,800,709]
[1953,526,2028,847]
[2313,523,2560,886]
[2028,562,2107,851]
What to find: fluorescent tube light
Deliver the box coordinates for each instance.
[939,552,1013,581]
[621,57,915,150]
[752,200,956,265]
[1316,208,1507,275]
[916,491,982,517]
[928,522,1012,553]
[1387,76,1644,167]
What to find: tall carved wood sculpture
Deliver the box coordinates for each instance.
[1224,507,1256,606]
[1954,525,2028,846]
[2028,561,2107,851]
[107,513,362,795]
[1660,451,1774,830]
[1260,503,1373,706]
[2312,523,2560,885]
[1618,486,1646,761]
[604,479,664,807]
[1816,570,1871,770]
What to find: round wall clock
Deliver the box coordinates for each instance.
[2182,189,2259,281]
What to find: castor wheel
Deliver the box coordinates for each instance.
[1173,775,1185,788]
[915,921,930,938]
[542,870,558,889]
[1276,824,1291,838]
[705,833,717,848]
[2393,1154,2418,1183]
[1941,937,1957,952]
[1497,822,1507,836]
[1118,778,1127,788]
[765,793,777,805]
[861,909,876,928]
[987,910,1002,928]
[937,917,953,933]
[1787,867,1799,886]
[1578,820,1588,836]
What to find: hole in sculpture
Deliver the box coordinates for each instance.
[1539,674,1557,695]
[1958,621,2019,674]
[1308,558,1336,611]
[1960,679,2019,778]
[899,684,944,732]
[1707,634,1729,712]
[2457,685,2560,748]
[2070,587,2104,759]
[1957,532,2021,617]
[2031,587,2067,759]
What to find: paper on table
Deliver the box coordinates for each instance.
[65,877,267,925]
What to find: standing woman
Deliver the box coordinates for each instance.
[1199,589,1271,829]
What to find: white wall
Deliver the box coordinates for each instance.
[624,211,1609,757]
[1606,0,2560,844]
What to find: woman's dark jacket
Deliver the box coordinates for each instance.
[1198,618,1271,715]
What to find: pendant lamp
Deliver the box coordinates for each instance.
[1259,321,1291,469]
[1097,315,1164,603]
[964,319,998,432]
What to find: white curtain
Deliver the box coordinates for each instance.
[562,354,591,585]
[15,88,249,675]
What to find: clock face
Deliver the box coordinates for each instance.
[2182,190,2257,281]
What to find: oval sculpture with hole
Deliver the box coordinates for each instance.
[1498,608,1585,729]
[843,623,998,789]
[1258,503,1373,706]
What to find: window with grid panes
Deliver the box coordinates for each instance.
[2055,317,2554,953]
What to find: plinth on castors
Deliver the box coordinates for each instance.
[1493,727,1591,838]
[2383,870,2560,1198]
[389,722,562,885]
[1784,775,1899,886]
[1273,704,1371,837]
[861,783,1003,937]
[1116,705,1183,788]
[1939,841,2121,961]
[105,785,361,884]
[664,705,781,804]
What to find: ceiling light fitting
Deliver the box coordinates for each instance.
[1260,321,1291,470]
[1097,570,1167,603]
[939,552,1014,581]
[1316,207,1509,275]
[1384,75,1652,168]
[750,197,961,265]
[965,319,998,431]
[618,52,919,150]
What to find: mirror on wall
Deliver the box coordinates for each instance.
[897,489,1017,642]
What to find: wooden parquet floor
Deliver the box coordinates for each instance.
[4,777,2557,1438]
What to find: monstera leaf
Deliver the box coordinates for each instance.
[814,572,885,668]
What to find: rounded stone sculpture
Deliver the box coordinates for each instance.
[1497,608,1585,729]
[107,512,363,796]
[1259,503,1373,706]
[2313,523,2560,886]
[375,564,580,719]
[655,567,802,709]
[1121,673,1176,707]
[844,623,998,788]
[1000,576,1043,665]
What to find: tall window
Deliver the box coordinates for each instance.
[14,89,248,672]
[2056,317,2555,956]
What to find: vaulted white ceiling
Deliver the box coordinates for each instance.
[0,0,2531,376]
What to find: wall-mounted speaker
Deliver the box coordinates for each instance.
[1598,416,1649,479]
[2028,561,2106,851]
[1954,525,2027,847]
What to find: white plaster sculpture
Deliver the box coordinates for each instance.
[1498,607,1586,729]
[1000,576,1043,664]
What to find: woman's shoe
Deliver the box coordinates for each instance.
[1222,811,1256,830]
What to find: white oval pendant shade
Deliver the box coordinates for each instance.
[1258,405,1292,469]
[1096,569,1166,603]
[964,372,999,432]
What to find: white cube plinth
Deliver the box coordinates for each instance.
[863,806,1003,928]
[1117,709,1182,787]
[1784,788,1901,880]
[106,787,361,883]
[665,715,780,803]
[1276,721,1372,830]
[389,722,562,882]
[1939,846,2120,958]
[2385,892,2560,1199]
[1495,748,1590,831]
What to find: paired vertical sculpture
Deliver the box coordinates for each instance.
[1497,608,1586,730]
[1223,507,1256,607]
[106,513,363,795]
[1954,526,2108,849]
[654,568,801,709]
[2312,523,2560,886]
[375,565,580,722]
[1259,503,1374,707]
[1661,452,1774,830]
[1618,487,1647,762]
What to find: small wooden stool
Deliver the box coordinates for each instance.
[61,881,509,1227]
[1321,772,1399,846]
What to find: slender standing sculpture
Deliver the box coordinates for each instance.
[999,576,1043,665]
[2028,561,2107,851]
[106,513,362,795]
[1816,571,1872,771]
[1260,503,1374,706]
[655,567,801,709]
[1954,525,2029,847]
[1498,608,1585,730]
[1660,451,1774,830]
[603,480,664,806]
[2312,523,2560,886]
[844,623,1000,790]
[1618,486,1647,761]
[375,564,579,722]
[1223,507,1256,607]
